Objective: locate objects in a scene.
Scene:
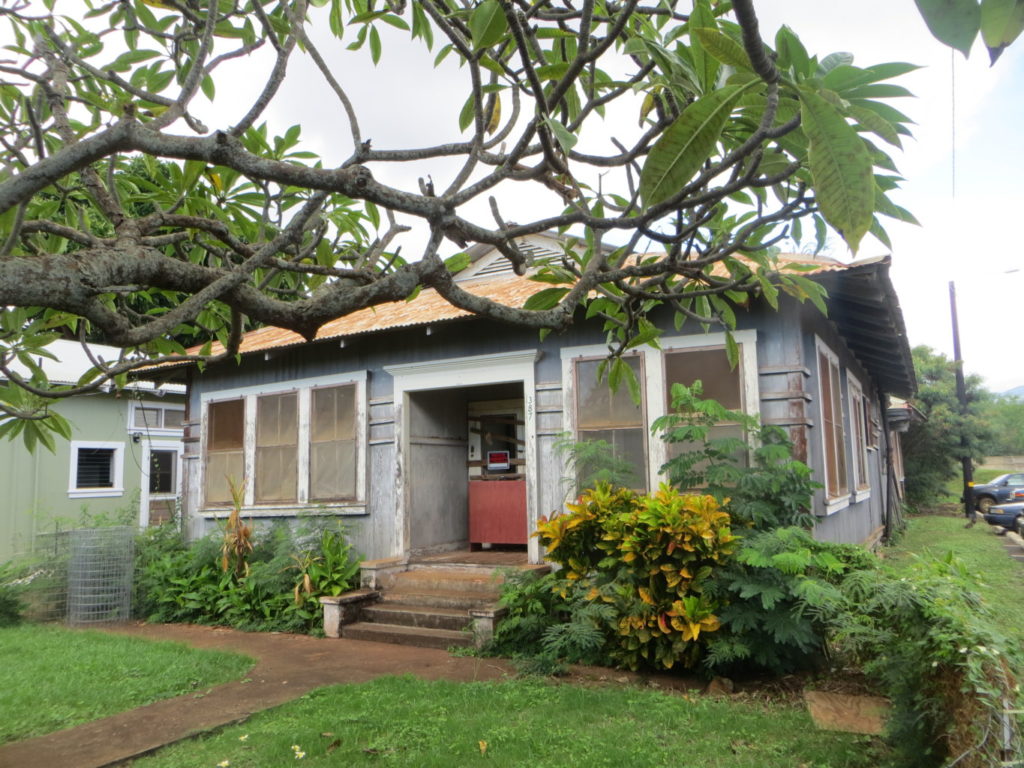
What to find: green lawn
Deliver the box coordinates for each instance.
[133,675,882,768]
[0,624,253,743]
[888,511,1024,643]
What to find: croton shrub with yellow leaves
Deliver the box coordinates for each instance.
[535,483,737,670]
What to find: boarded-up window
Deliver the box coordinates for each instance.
[206,399,244,505]
[309,384,357,501]
[255,392,298,503]
[575,357,647,491]
[818,348,848,499]
[664,345,747,468]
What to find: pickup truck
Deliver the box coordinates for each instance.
[971,473,1024,513]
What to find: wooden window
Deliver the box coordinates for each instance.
[817,346,848,499]
[309,384,357,501]
[848,378,870,492]
[205,399,245,505]
[574,356,647,491]
[255,392,298,503]
[664,345,747,468]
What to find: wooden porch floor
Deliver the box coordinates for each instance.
[410,549,532,567]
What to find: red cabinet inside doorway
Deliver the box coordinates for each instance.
[468,478,527,546]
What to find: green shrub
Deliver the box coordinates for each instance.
[833,553,1023,768]
[135,521,362,635]
[0,562,26,627]
[654,381,819,530]
[486,569,611,674]
[535,483,737,670]
[703,527,875,675]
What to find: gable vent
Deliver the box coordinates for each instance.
[456,239,563,281]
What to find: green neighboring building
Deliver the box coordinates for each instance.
[1,340,185,560]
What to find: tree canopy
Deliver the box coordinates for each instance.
[902,345,994,509]
[0,0,931,446]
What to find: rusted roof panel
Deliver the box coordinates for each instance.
[206,253,851,357]
[167,252,913,396]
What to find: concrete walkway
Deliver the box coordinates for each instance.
[0,623,520,768]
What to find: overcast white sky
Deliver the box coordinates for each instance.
[184,2,1024,394]
[755,1,1024,394]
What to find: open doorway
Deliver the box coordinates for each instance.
[405,383,525,556]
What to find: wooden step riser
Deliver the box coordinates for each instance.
[343,622,473,650]
[391,571,505,595]
[362,605,471,632]
[383,590,498,611]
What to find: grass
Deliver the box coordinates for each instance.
[0,624,253,744]
[887,510,1024,643]
[133,675,883,768]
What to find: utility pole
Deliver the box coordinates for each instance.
[949,281,974,523]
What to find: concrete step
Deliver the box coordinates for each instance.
[384,587,499,611]
[391,567,505,596]
[343,621,472,650]
[362,603,472,632]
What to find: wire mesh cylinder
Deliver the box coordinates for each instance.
[67,527,134,624]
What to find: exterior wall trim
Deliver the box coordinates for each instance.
[385,349,541,563]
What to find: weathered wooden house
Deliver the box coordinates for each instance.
[165,235,916,566]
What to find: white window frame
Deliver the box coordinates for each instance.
[140,439,183,527]
[68,440,125,498]
[560,330,759,491]
[198,372,368,515]
[128,401,186,437]
[847,375,871,502]
[815,337,849,514]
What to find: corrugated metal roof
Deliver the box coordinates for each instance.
[200,253,851,357]
[169,251,914,397]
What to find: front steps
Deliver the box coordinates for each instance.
[331,559,548,650]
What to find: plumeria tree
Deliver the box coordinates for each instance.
[0,0,921,446]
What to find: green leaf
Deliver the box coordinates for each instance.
[640,84,745,208]
[775,26,811,78]
[692,28,752,71]
[368,25,381,65]
[817,52,854,75]
[444,252,471,273]
[543,117,578,152]
[687,0,720,93]
[914,0,981,55]
[458,93,475,133]
[798,88,875,252]
[980,0,1024,62]
[523,287,569,311]
[469,0,508,50]
[847,103,902,147]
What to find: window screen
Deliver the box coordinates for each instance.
[819,349,848,498]
[255,392,298,503]
[309,385,357,501]
[205,399,244,505]
[575,357,647,491]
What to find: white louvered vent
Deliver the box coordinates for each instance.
[455,239,563,281]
